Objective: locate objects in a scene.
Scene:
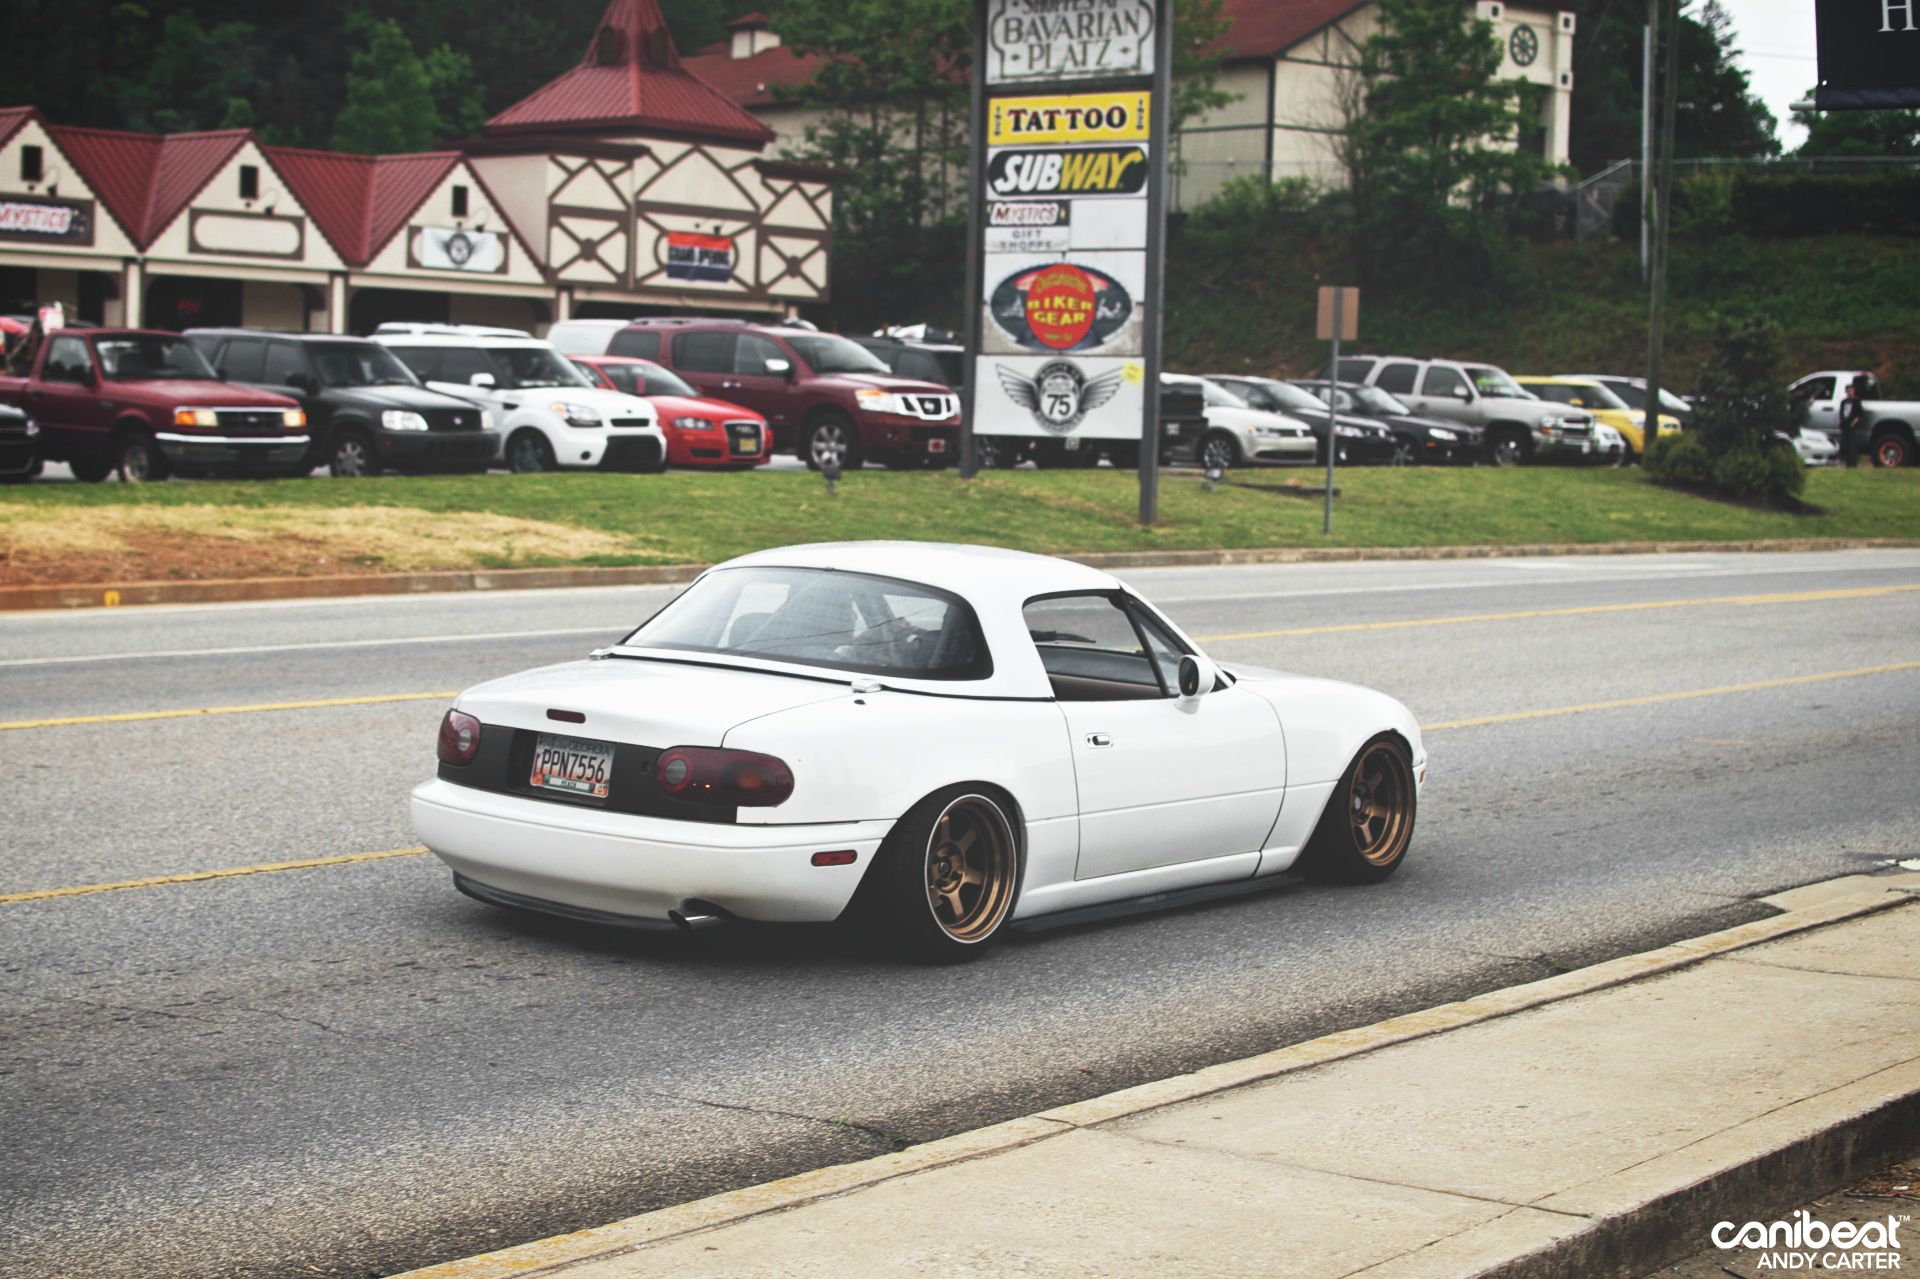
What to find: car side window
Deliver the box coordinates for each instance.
[1375,362,1418,395]
[1024,594,1169,702]
[262,341,307,385]
[437,347,492,384]
[675,331,736,373]
[734,334,785,375]
[1335,358,1374,383]
[1796,377,1836,402]
[221,338,266,382]
[1421,365,1468,398]
[43,336,95,383]
[896,350,944,383]
[608,329,660,360]
[600,364,641,395]
[1532,384,1576,405]
[390,347,439,381]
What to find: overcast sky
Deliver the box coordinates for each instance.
[1719,0,1817,150]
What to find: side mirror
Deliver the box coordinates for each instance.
[1176,653,1217,700]
[470,372,496,389]
[1451,385,1472,400]
[764,358,792,376]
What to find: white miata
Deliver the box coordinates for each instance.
[412,543,1425,960]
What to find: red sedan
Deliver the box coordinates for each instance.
[570,355,769,469]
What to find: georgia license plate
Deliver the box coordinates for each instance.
[530,733,613,799]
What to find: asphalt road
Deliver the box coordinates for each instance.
[5,549,1918,1279]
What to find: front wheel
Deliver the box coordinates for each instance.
[69,458,113,483]
[860,788,1021,962]
[117,433,170,483]
[803,415,861,472]
[329,429,381,478]
[1872,432,1910,468]
[1298,736,1416,884]
[506,430,554,474]
[1390,442,1417,467]
[1197,430,1239,472]
[1489,431,1529,467]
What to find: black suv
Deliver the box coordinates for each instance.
[186,329,498,477]
[846,332,965,389]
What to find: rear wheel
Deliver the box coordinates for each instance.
[1489,429,1529,467]
[69,458,113,483]
[506,430,554,474]
[329,428,381,478]
[1872,431,1910,468]
[861,788,1020,962]
[1298,736,1416,884]
[1390,441,1417,467]
[1198,430,1239,472]
[117,433,170,483]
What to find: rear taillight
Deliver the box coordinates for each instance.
[655,747,793,807]
[437,709,481,765]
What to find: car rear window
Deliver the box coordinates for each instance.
[608,329,660,360]
[1375,362,1418,394]
[624,567,991,681]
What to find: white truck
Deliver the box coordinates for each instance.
[1789,371,1919,468]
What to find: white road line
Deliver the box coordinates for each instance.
[0,626,621,668]
[1142,562,1920,603]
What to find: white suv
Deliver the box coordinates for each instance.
[373,324,665,473]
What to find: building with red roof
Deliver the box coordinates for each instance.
[0,0,836,333]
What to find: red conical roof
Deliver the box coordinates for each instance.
[486,0,773,146]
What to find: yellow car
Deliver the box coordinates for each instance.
[1516,376,1682,458]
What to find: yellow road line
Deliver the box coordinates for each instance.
[0,846,429,905]
[1422,660,1920,733]
[0,690,458,733]
[1194,583,1920,644]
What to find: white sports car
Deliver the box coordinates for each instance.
[412,543,1426,960]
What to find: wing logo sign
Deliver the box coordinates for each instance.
[990,261,1134,352]
[986,146,1148,198]
[998,360,1124,433]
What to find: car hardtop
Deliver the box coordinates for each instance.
[25,329,298,404]
[187,329,485,409]
[630,320,959,397]
[613,542,1170,701]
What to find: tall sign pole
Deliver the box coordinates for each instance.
[1316,285,1356,534]
[1644,0,1679,454]
[957,3,989,478]
[967,0,1170,519]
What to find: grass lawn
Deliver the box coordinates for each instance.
[1,465,1915,586]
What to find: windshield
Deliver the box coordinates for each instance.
[623,566,990,681]
[1567,381,1629,410]
[784,333,890,375]
[313,343,418,388]
[1201,380,1247,409]
[492,346,591,389]
[1251,380,1325,413]
[96,335,218,381]
[591,360,697,398]
[1346,384,1409,415]
[1465,366,1530,398]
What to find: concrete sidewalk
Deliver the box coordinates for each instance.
[400,872,1920,1279]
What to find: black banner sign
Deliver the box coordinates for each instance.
[0,196,93,244]
[1815,0,1920,109]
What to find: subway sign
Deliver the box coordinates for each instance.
[985,145,1149,198]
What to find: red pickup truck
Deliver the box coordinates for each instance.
[0,327,309,481]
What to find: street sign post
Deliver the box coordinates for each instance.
[1316,286,1357,535]
[960,0,1174,524]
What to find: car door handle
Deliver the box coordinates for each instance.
[1086,733,1113,748]
[720,380,742,389]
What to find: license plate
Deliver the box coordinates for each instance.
[530,733,613,799]
[928,437,948,453]
[737,437,759,454]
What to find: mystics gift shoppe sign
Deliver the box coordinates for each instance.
[967,0,1169,457]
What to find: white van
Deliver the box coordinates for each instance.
[373,324,665,473]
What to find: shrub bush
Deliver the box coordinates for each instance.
[1645,313,1808,507]
[1645,432,1711,486]
[1612,170,1920,239]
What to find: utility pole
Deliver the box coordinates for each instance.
[1644,0,1680,457]
[1137,0,1175,526]
[1640,13,1654,282]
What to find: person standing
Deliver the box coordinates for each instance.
[1837,375,1868,468]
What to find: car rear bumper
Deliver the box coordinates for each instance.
[156,433,310,470]
[411,777,888,925]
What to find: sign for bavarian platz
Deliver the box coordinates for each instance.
[962,0,1171,508]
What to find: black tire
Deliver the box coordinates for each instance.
[116,433,170,484]
[803,414,862,472]
[1871,431,1910,469]
[856,786,1022,963]
[69,458,114,483]
[1488,429,1530,467]
[506,430,554,474]
[1198,430,1240,472]
[329,428,381,478]
[1298,735,1417,885]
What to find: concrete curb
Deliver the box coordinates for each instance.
[388,873,1920,1279]
[4,537,1916,613]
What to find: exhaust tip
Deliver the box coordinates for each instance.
[669,900,727,931]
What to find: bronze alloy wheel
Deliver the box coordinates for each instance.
[1348,740,1415,867]
[922,795,1017,943]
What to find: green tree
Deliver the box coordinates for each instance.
[332,16,442,154]
[113,7,266,134]
[1647,313,1805,504]
[1339,0,1551,286]
[1796,99,1920,157]
[423,43,487,140]
[1569,0,1778,174]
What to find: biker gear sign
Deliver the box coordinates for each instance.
[987,261,1135,353]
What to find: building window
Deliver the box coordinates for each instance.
[240,165,260,201]
[21,145,43,184]
[452,184,469,219]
